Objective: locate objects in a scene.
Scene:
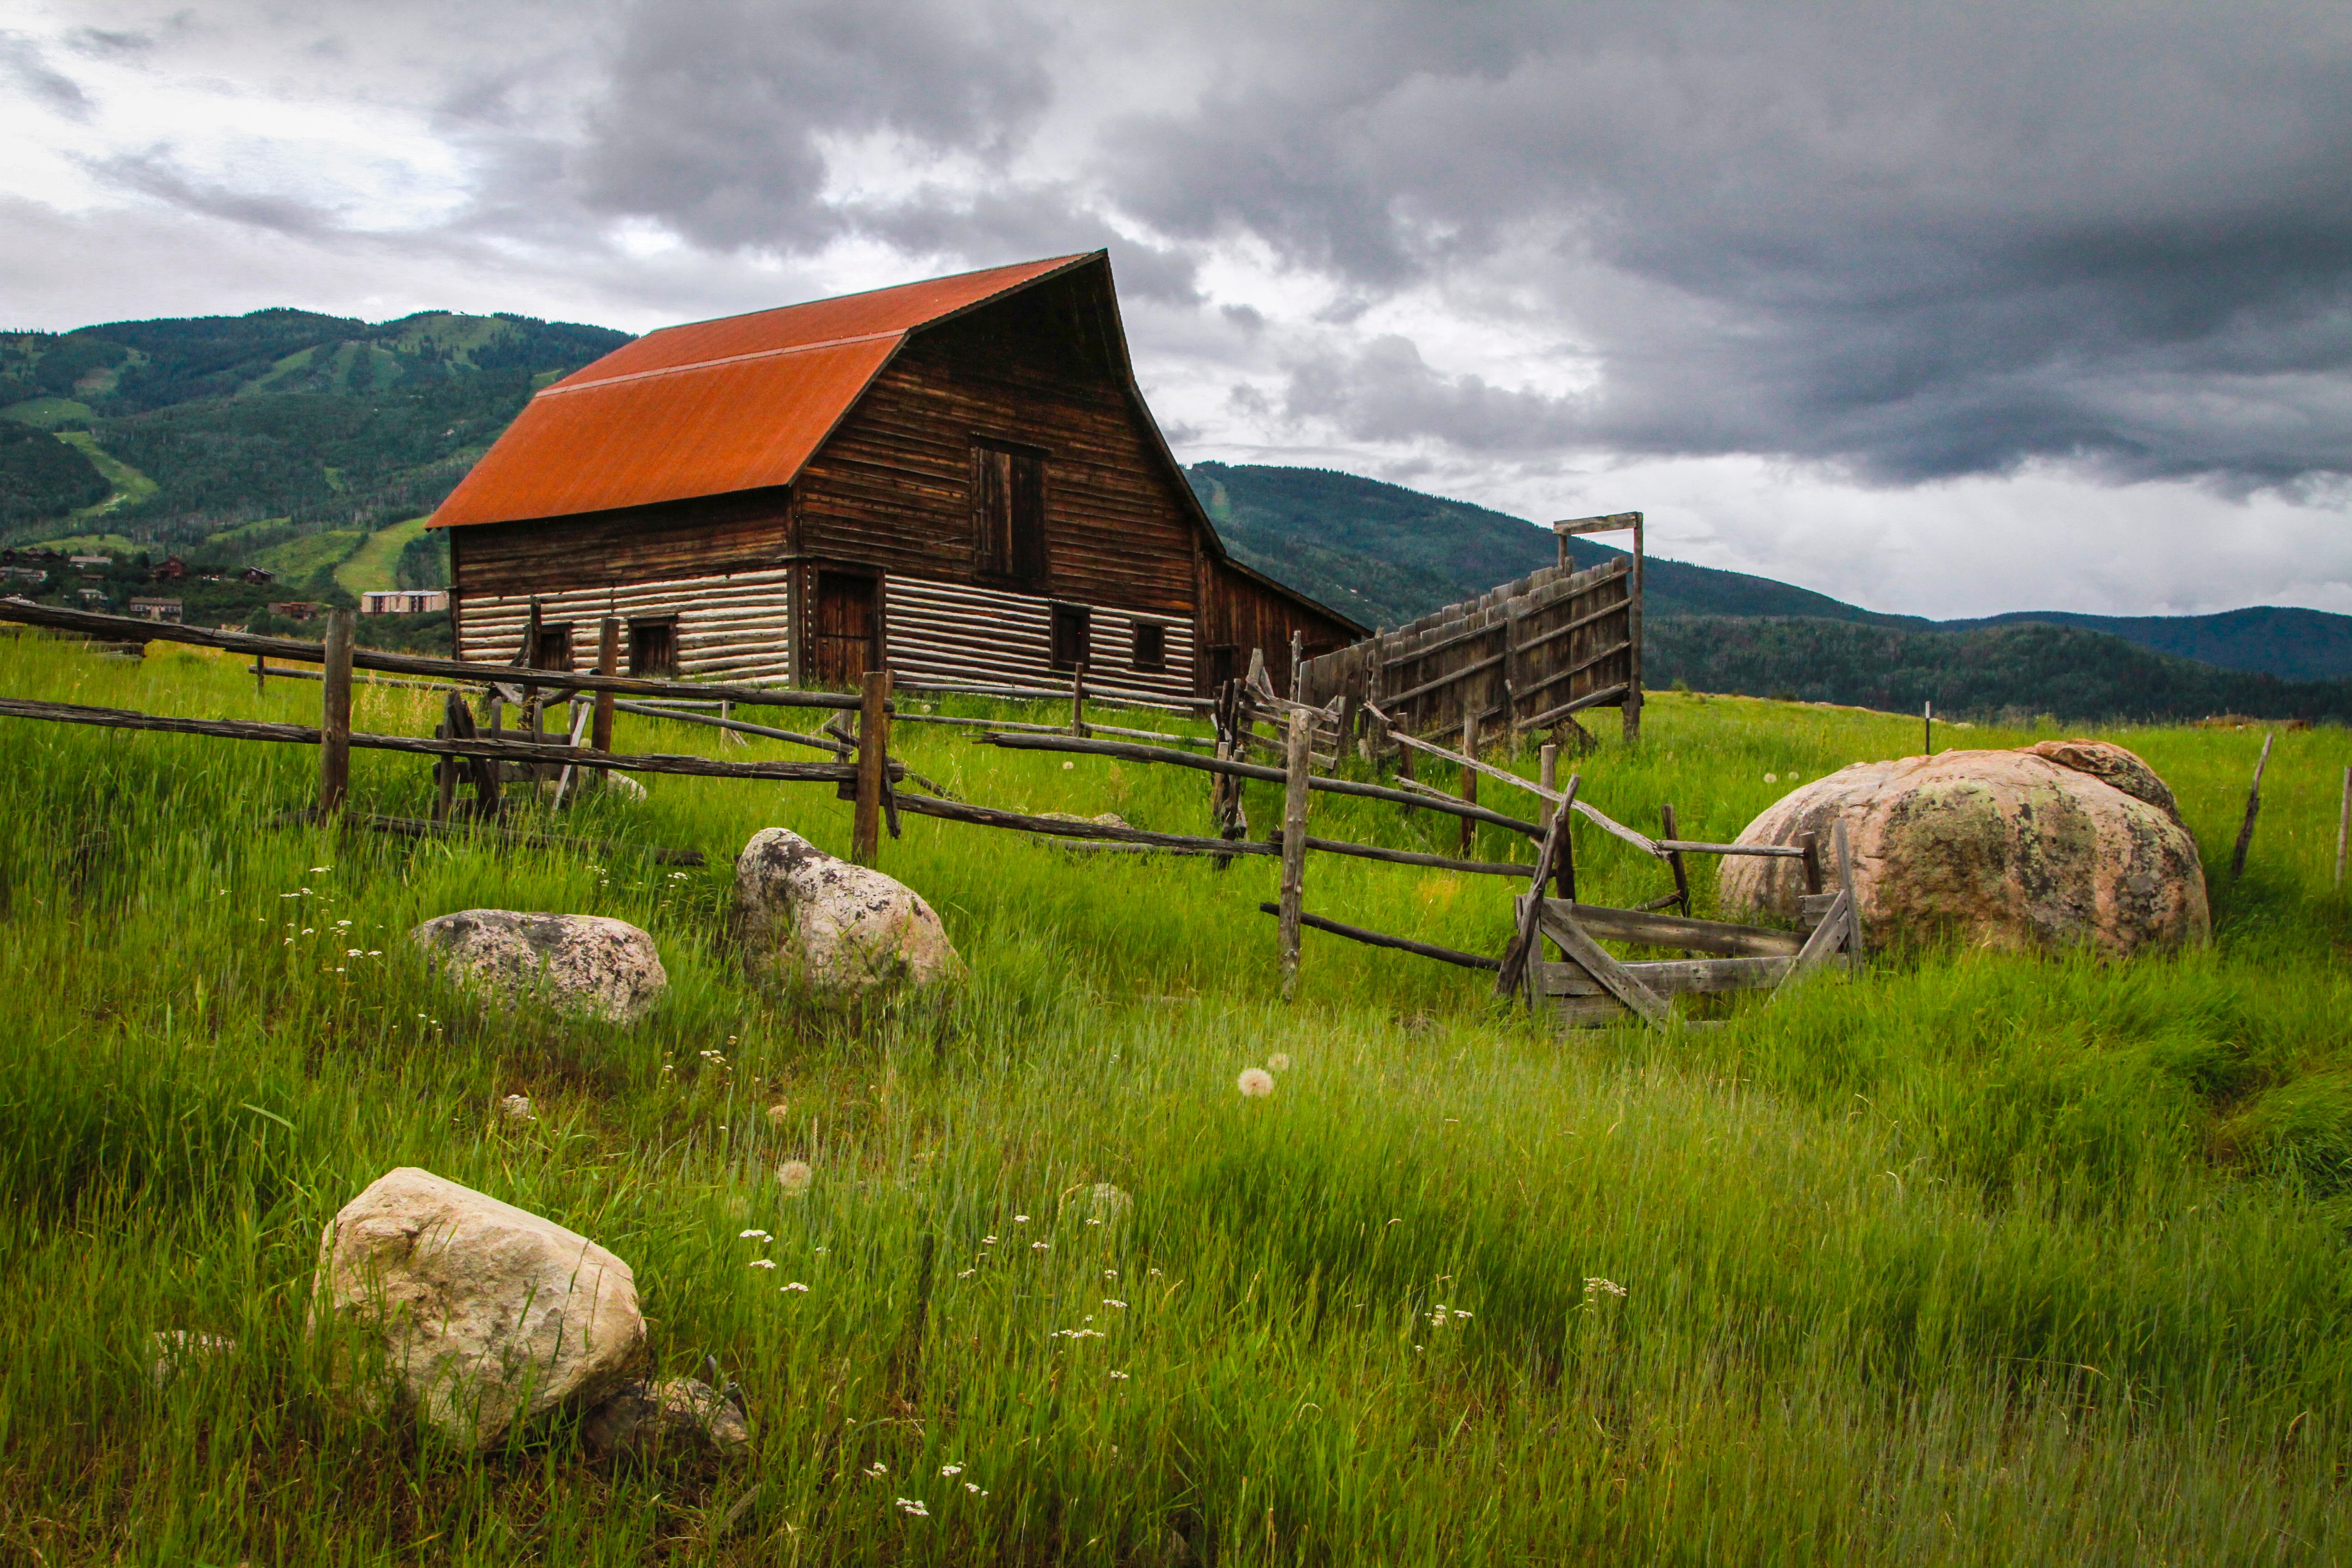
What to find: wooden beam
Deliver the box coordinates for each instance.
[2230,732,2274,878]
[590,617,619,757]
[1834,818,1863,973]
[0,598,867,710]
[1279,706,1312,1000]
[1539,908,1672,1025]
[1539,955,1792,996]
[1523,682,1630,732]
[1267,832,1535,879]
[1255,902,1500,971]
[853,668,892,864]
[318,608,354,818]
[1530,897,1805,958]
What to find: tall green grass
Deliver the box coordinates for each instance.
[0,634,2347,1564]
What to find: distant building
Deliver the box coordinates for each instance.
[237,566,277,585]
[152,557,190,582]
[266,601,325,621]
[127,598,183,623]
[74,587,108,607]
[1,566,47,585]
[68,554,112,571]
[361,589,450,616]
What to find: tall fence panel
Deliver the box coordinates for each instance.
[1294,558,1637,744]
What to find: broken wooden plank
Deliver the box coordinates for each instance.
[1254,903,1500,971]
[1537,955,1793,997]
[1518,896,1806,957]
[1539,909,1673,1025]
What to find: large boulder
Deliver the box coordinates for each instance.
[410,911,666,1023]
[735,829,960,997]
[309,1168,645,1448]
[1719,743,2208,958]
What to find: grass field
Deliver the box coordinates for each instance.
[334,516,433,596]
[1,635,2348,1565]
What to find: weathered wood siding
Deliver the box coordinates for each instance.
[886,577,1196,701]
[1200,557,1360,698]
[794,268,1200,620]
[457,569,795,683]
[450,490,791,597]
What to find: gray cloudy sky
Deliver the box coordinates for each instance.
[6,0,2352,619]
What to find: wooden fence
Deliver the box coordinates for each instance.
[1293,556,1640,746]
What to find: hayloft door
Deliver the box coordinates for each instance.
[811,571,878,686]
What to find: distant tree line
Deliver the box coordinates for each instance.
[1646,617,2352,725]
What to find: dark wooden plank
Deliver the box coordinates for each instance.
[1255,902,1499,971]
[1527,898,1806,958]
[1539,955,1793,996]
[2230,732,2274,877]
[318,608,354,818]
[1268,832,1534,878]
[1540,910,1672,1024]
[853,669,891,864]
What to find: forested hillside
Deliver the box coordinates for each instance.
[0,309,628,543]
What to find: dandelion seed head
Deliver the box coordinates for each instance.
[1237,1068,1274,1098]
[1266,1052,1291,1072]
[765,1102,790,1127]
[776,1159,813,1196]
[1764,772,1779,784]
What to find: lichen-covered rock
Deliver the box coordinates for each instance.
[1719,744,2208,958]
[735,829,961,997]
[410,911,666,1023]
[309,1167,644,1449]
[583,1377,750,1460]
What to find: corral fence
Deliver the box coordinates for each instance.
[1292,510,1644,750]
[0,592,1861,1027]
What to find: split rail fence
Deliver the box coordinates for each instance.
[2,597,1856,1024]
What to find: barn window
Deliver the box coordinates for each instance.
[532,623,574,671]
[1131,620,1166,672]
[628,619,677,679]
[1049,603,1091,670]
[971,438,1048,584]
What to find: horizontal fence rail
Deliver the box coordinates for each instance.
[0,599,867,710]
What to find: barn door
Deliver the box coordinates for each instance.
[810,571,878,686]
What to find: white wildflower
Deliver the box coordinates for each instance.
[965,1482,986,1494]
[982,1235,998,1245]
[1102,1299,1126,1309]
[896,1497,928,1517]
[749,1259,778,1270]
[1237,1068,1274,1098]
[1031,1241,1050,1251]
[1584,1277,1627,1298]
[781,1281,810,1292]
[939,1463,963,1477]
[1109,1370,1130,1381]
[739,1229,772,1240]
[865,1461,888,1477]
[1013,1215,1029,1224]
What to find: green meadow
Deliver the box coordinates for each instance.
[1,632,2348,1565]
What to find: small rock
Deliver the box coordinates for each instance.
[735,829,960,998]
[582,1377,750,1460]
[605,773,648,802]
[410,911,666,1023]
[308,1167,644,1449]
[500,1093,534,1122]
[150,1329,237,1389]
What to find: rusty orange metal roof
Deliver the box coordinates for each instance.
[432,253,1097,528]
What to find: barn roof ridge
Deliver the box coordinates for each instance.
[536,328,907,397]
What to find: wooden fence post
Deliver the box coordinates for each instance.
[1289,630,1303,702]
[1071,661,1088,738]
[254,652,267,696]
[318,608,355,818]
[1279,707,1312,1000]
[2230,732,2274,878]
[1797,830,1823,895]
[1458,708,1479,857]
[590,617,619,760]
[1661,803,1692,917]
[853,668,892,865]
[2337,766,2350,891]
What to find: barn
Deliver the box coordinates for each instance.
[428,252,1364,700]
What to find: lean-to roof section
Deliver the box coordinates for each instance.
[431,253,1095,529]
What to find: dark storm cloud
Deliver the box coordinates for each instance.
[571,0,1055,250]
[1115,3,2352,487]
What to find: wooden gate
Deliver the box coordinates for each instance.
[811,571,878,686]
